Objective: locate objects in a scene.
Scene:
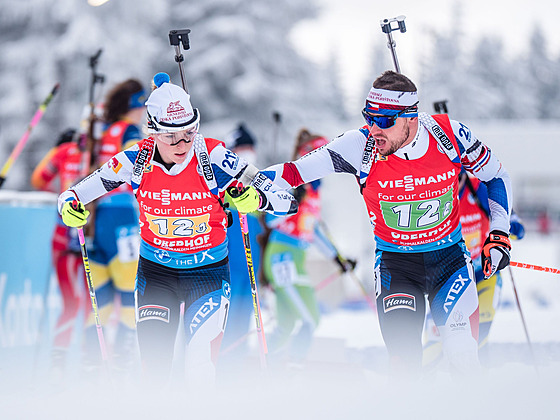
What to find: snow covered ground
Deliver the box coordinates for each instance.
[2,188,560,418]
[2,233,560,419]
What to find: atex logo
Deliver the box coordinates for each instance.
[189,297,220,333]
[443,274,469,313]
[137,305,170,323]
[383,293,416,313]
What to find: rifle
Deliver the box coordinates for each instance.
[79,49,105,239]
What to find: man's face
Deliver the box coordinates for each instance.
[366,115,411,156]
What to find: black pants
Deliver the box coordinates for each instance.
[135,256,231,382]
[375,242,478,371]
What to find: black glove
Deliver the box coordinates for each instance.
[292,185,307,203]
[482,230,511,278]
[334,256,357,273]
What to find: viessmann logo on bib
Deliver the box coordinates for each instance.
[139,189,212,205]
[146,213,211,240]
[377,169,456,191]
[377,169,457,192]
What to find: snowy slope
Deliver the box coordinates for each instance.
[1,236,559,419]
[2,118,560,417]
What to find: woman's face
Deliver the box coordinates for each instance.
[153,127,198,165]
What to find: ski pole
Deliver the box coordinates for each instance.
[0,83,60,188]
[347,270,377,312]
[315,271,341,291]
[510,261,560,275]
[228,187,268,369]
[317,221,376,312]
[222,270,342,355]
[508,266,539,374]
[380,16,407,74]
[221,308,275,357]
[76,226,109,362]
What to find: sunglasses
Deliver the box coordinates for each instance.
[362,101,419,129]
[156,128,198,146]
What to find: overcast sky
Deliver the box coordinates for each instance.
[291,0,560,108]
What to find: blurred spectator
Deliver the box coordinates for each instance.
[31,128,88,380]
[538,207,551,235]
[262,128,351,369]
[84,78,146,376]
[219,123,263,375]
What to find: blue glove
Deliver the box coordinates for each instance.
[510,212,525,240]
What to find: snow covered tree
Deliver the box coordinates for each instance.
[359,42,394,108]
[466,36,517,119]
[0,0,169,190]
[419,7,560,121]
[417,2,472,118]
[518,26,560,119]
[167,0,341,164]
[324,52,348,122]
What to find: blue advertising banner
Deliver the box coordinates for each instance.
[0,192,60,376]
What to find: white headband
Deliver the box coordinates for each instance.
[366,87,418,109]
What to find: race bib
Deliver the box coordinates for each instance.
[116,225,140,263]
[145,213,211,239]
[271,253,298,288]
[380,188,453,232]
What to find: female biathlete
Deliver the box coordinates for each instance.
[85,78,146,373]
[263,129,351,366]
[31,128,88,376]
[57,74,298,385]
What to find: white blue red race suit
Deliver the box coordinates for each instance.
[264,114,512,373]
[58,135,297,383]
